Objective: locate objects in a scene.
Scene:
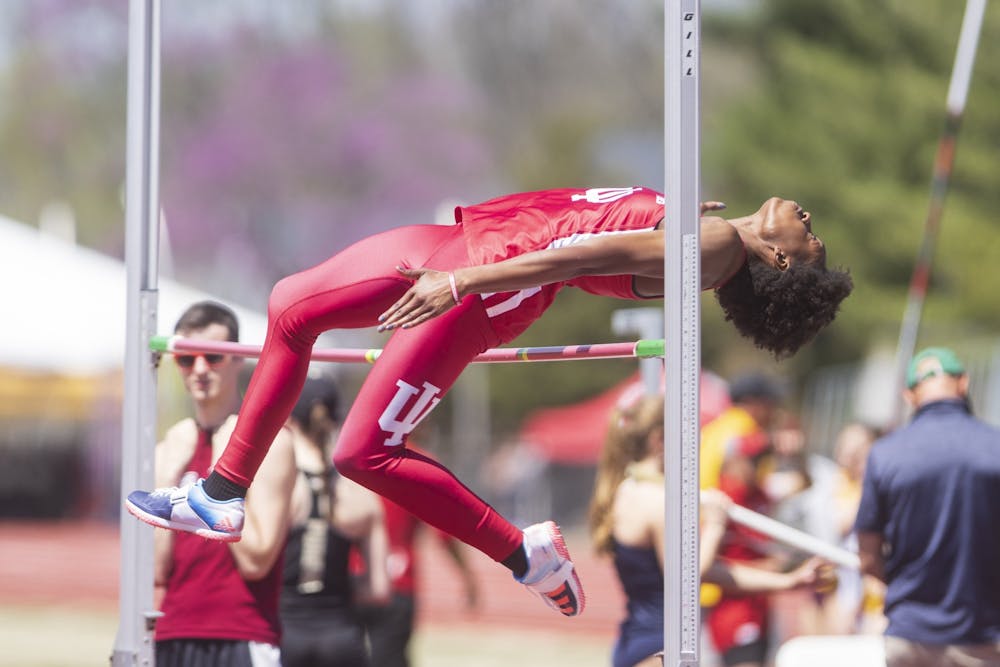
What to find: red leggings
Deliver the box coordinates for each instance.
[215,224,524,562]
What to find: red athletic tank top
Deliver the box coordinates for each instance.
[455,186,663,268]
[454,187,664,338]
[155,427,283,645]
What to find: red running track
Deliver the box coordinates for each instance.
[0,521,622,639]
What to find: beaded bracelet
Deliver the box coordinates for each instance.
[448,272,461,305]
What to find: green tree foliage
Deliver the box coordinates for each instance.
[0,4,127,254]
[3,1,998,437]
[702,0,1000,377]
[477,0,1000,428]
[157,10,496,304]
[443,3,667,432]
[0,2,496,305]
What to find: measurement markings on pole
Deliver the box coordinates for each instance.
[680,233,701,657]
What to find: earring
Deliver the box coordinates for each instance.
[775,249,789,271]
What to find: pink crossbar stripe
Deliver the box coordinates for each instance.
[160,337,643,365]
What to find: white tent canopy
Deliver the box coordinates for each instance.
[0,213,269,374]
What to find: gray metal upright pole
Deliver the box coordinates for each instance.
[113,1,161,665]
[891,0,986,424]
[664,2,701,665]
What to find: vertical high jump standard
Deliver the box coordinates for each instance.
[664,2,702,666]
[891,0,987,423]
[113,2,705,664]
[114,1,161,665]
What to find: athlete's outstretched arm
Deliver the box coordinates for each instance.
[378,229,664,331]
[378,201,734,331]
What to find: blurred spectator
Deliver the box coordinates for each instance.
[280,376,390,667]
[760,412,812,506]
[699,372,785,667]
[353,435,480,667]
[590,394,831,667]
[480,437,548,527]
[822,421,884,636]
[764,414,839,546]
[856,347,1000,667]
[700,488,832,597]
[590,395,667,667]
[152,301,296,667]
[700,373,784,493]
[831,423,877,540]
[759,414,828,639]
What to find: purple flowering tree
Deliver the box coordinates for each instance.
[160,26,495,303]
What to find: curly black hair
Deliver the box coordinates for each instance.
[714,256,852,358]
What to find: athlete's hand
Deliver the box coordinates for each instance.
[789,556,838,593]
[377,267,456,331]
[700,201,726,214]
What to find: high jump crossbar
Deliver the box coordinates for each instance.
[150,335,666,364]
[153,332,866,573]
[727,505,861,571]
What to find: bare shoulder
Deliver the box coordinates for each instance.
[613,478,665,520]
[155,418,199,485]
[337,476,384,517]
[330,476,384,539]
[619,476,665,502]
[699,216,743,288]
[269,423,294,452]
[259,425,296,471]
[212,415,237,447]
[612,478,665,546]
[699,215,739,240]
[161,418,197,449]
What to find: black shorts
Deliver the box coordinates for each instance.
[357,593,416,667]
[722,638,768,667]
[281,609,369,667]
[156,638,280,667]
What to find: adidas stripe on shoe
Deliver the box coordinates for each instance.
[516,521,586,617]
[125,477,244,542]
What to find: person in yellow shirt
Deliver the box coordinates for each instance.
[699,373,784,667]
[699,374,782,492]
[591,394,832,667]
[824,421,885,635]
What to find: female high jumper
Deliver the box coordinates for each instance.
[128,186,851,618]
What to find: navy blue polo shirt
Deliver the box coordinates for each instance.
[855,399,1000,644]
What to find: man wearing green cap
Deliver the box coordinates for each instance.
[904,346,968,393]
[855,347,1000,667]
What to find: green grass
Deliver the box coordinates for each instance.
[0,606,120,667]
[412,624,610,667]
[0,605,612,667]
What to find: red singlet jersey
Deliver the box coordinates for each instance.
[217,187,668,564]
[156,429,283,645]
[455,186,664,265]
[453,186,664,339]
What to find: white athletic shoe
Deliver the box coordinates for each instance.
[125,476,244,542]
[515,521,585,617]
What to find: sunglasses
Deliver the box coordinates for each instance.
[174,353,227,369]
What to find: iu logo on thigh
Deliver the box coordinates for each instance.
[378,379,443,447]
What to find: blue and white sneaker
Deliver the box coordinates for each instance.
[125,477,244,542]
[515,521,585,617]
